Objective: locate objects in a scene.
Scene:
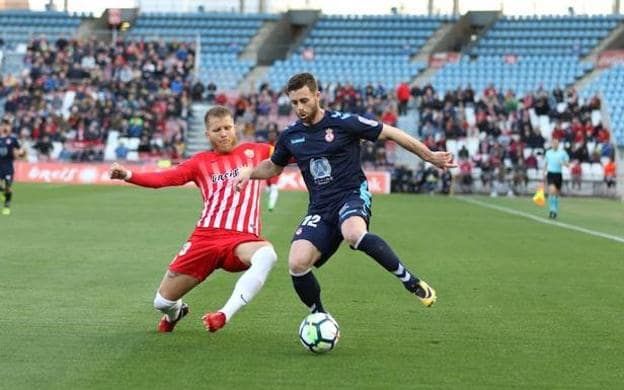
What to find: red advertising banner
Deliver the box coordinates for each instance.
[15,162,156,186]
[14,162,392,194]
[429,52,461,69]
[597,50,624,68]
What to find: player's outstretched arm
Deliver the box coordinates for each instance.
[109,161,194,188]
[235,160,284,192]
[378,124,457,170]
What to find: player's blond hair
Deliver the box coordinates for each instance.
[204,106,233,127]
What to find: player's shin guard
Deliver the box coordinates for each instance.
[153,292,183,322]
[290,269,325,313]
[219,246,277,322]
[354,233,421,291]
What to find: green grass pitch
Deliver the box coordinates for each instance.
[1,183,623,389]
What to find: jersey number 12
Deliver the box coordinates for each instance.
[301,215,321,227]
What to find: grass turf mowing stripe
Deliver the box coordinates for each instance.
[458,196,624,244]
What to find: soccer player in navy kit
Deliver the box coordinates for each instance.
[236,73,455,314]
[0,118,26,216]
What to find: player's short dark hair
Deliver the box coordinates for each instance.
[204,105,232,126]
[287,72,318,93]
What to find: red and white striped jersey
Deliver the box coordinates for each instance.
[127,142,272,236]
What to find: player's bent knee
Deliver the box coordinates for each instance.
[252,245,278,269]
[288,240,321,274]
[342,231,363,247]
[153,292,177,311]
[288,256,314,274]
[343,227,368,247]
[265,246,278,267]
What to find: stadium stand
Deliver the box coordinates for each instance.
[3,38,193,162]
[582,64,624,146]
[408,82,615,195]
[0,9,81,50]
[0,10,83,76]
[128,12,278,90]
[433,15,623,96]
[0,9,619,196]
[472,15,623,56]
[432,56,593,96]
[265,14,454,89]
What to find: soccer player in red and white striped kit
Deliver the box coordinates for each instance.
[109,106,277,333]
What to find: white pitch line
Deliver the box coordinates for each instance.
[457,196,624,244]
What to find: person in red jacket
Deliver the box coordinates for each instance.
[109,106,277,333]
[396,81,410,115]
[604,157,616,189]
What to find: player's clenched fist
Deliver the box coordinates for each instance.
[233,166,252,192]
[109,162,129,180]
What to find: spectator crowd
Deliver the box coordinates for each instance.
[407,82,616,195]
[1,38,616,195]
[1,37,193,162]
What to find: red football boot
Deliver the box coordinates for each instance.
[202,311,226,333]
[157,303,189,333]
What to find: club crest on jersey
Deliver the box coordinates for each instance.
[244,149,255,159]
[310,157,333,185]
[324,129,335,142]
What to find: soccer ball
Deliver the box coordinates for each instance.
[298,312,340,353]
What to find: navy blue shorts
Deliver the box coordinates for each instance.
[291,192,371,268]
[0,167,13,187]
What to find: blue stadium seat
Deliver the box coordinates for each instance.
[432,55,589,96]
[0,10,80,49]
[472,15,622,56]
[582,64,624,146]
[264,14,447,89]
[126,12,275,89]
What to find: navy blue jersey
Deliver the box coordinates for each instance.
[0,136,21,172]
[271,110,383,210]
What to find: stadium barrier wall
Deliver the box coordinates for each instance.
[14,162,391,194]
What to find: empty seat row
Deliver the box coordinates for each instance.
[473,15,622,56]
[312,29,435,38]
[139,12,275,20]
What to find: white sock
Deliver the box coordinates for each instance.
[219,246,277,322]
[153,292,182,322]
[268,185,279,210]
